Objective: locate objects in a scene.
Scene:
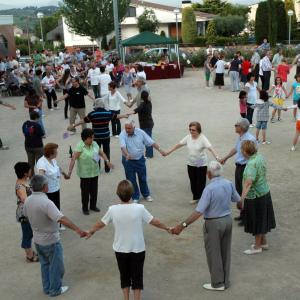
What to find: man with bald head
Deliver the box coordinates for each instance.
[119,120,165,202]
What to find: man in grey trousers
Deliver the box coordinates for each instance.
[171,161,241,291]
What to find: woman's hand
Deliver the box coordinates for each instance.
[106,161,114,169]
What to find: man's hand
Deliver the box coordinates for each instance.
[106,161,114,169]
[159,149,167,156]
[126,154,133,160]
[170,224,184,235]
[85,231,94,240]
[219,157,226,165]
[237,201,243,210]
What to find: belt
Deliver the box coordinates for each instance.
[204,215,230,220]
[235,163,246,167]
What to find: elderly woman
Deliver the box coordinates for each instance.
[240,140,276,255]
[67,128,113,215]
[36,143,69,229]
[14,162,38,262]
[165,122,219,204]
[86,180,169,300]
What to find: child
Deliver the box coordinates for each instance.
[204,54,212,88]
[269,77,287,122]
[122,66,134,101]
[245,73,260,127]
[241,57,251,86]
[287,74,300,120]
[277,58,290,88]
[239,90,247,118]
[289,100,300,151]
[251,90,287,144]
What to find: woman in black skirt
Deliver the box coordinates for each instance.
[214,54,225,89]
[240,140,276,255]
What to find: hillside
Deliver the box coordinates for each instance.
[0,6,59,32]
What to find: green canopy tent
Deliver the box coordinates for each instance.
[121,31,180,72]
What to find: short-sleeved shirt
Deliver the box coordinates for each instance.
[41,75,56,92]
[292,82,300,101]
[241,60,251,75]
[32,76,42,96]
[119,128,154,160]
[84,108,116,140]
[75,140,100,178]
[229,59,240,72]
[23,192,64,246]
[105,91,126,111]
[101,203,153,253]
[243,153,270,199]
[196,177,240,218]
[245,81,258,105]
[277,64,289,82]
[235,132,256,165]
[22,120,44,148]
[36,156,60,193]
[98,73,111,96]
[68,86,88,108]
[179,134,212,167]
[134,101,154,129]
[215,60,225,74]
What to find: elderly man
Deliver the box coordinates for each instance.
[261,50,273,91]
[119,120,165,202]
[220,118,256,226]
[171,161,241,291]
[23,175,86,296]
[71,98,128,172]
[127,76,150,108]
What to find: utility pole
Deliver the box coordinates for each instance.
[26,16,31,56]
[113,0,120,56]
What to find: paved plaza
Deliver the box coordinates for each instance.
[0,69,300,300]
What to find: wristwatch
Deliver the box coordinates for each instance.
[182,222,188,228]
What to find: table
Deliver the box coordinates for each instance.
[143,64,184,80]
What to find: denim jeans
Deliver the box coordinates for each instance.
[122,156,150,201]
[92,85,100,99]
[35,242,65,297]
[142,128,153,158]
[20,221,33,249]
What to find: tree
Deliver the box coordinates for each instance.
[276,1,287,41]
[60,0,130,41]
[284,0,298,39]
[34,11,61,38]
[213,15,245,36]
[137,8,159,33]
[255,1,269,44]
[268,0,277,46]
[181,7,197,44]
[206,20,217,44]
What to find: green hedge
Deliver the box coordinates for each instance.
[193,36,249,46]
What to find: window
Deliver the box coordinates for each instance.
[0,35,8,50]
[126,6,136,17]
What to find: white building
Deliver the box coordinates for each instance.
[13,25,23,37]
[47,0,214,48]
[248,3,259,22]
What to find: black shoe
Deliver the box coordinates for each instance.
[90,207,100,212]
[238,221,244,226]
[82,210,90,215]
[234,216,242,221]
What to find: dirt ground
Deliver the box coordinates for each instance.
[0,69,300,300]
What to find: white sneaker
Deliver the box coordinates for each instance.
[251,244,268,250]
[69,131,76,135]
[291,146,296,151]
[0,145,9,150]
[114,135,119,138]
[54,106,59,110]
[249,124,255,128]
[132,199,139,203]
[203,283,225,291]
[189,200,198,205]
[262,141,271,145]
[244,247,262,255]
[144,196,153,202]
[50,108,54,111]
[59,225,66,231]
[60,286,69,295]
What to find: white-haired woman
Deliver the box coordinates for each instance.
[164,122,220,204]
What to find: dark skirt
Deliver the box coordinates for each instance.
[244,192,276,235]
[215,73,224,86]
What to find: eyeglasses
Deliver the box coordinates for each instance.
[189,128,197,132]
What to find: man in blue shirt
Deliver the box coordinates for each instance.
[171,161,241,291]
[119,120,165,202]
[219,118,256,225]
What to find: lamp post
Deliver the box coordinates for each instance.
[37,12,45,49]
[173,8,180,43]
[113,0,120,58]
[288,10,294,45]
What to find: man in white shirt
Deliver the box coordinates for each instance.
[98,66,111,97]
[87,61,101,98]
[23,175,87,297]
[41,71,58,110]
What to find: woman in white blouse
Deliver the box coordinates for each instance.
[36,143,69,228]
[86,180,169,300]
[102,81,127,137]
[165,122,219,204]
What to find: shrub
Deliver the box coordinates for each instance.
[194,36,207,46]
[181,7,197,43]
[190,50,206,67]
[214,15,246,36]
[206,20,217,44]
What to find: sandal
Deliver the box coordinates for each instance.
[26,251,39,263]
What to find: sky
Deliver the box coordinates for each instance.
[0,0,259,9]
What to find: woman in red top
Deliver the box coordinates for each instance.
[277,58,290,86]
[241,57,251,86]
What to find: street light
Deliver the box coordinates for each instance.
[173,8,180,43]
[288,9,294,45]
[37,12,45,49]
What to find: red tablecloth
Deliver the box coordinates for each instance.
[143,64,184,80]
